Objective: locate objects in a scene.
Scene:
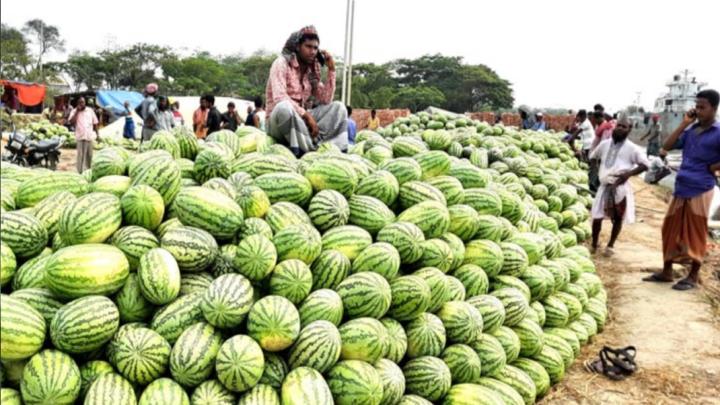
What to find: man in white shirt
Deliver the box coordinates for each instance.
[571,109,596,159]
[589,115,649,256]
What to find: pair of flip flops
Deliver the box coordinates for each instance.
[643,273,697,290]
[584,346,637,381]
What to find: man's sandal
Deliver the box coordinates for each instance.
[584,346,636,381]
[671,278,697,291]
[642,273,673,283]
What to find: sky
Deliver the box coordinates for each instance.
[2,0,719,112]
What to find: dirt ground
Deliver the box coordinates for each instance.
[541,178,720,405]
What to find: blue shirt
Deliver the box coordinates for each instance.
[673,121,720,198]
[532,121,546,131]
[347,118,357,145]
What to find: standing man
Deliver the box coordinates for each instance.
[203,95,222,135]
[138,83,159,141]
[589,115,649,256]
[193,97,209,139]
[68,97,99,173]
[265,25,347,156]
[171,100,184,128]
[221,102,242,131]
[532,112,546,131]
[253,97,266,131]
[121,101,135,140]
[368,109,380,130]
[520,109,534,129]
[346,105,357,147]
[570,109,595,160]
[644,90,720,290]
[641,114,663,157]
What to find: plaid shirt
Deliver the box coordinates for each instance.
[266,55,335,116]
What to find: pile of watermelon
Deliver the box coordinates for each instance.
[0,117,607,405]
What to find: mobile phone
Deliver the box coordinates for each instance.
[688,109,697,119]
[316,50,326,66]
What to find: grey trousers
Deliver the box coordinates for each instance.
[268,100,348,156]
[76,140,93,173]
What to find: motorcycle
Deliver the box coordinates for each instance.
[2,123,63,170]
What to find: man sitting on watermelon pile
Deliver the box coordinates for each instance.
[265,25,348,157]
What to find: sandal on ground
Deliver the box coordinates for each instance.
[671,278,697,291]
[585,346,637,381]
[603,247,615,257]
[642,272,674,283]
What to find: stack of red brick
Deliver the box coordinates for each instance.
[351,109,411,130]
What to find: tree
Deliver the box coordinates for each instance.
[63,53,108,91]
[391,86,446,112]
[161,54,228,95]
[22,19,65,82]
[0,23,32,79]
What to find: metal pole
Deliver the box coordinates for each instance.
[347,0,356,106]
[341,0,351,104]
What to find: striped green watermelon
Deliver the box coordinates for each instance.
[466,295,506,333]
[393,136,428,157]
[462,239,503,277]
[531,301,546,327]
[179,272,213,296]
[512,358,551,398]
[137,248,180,305]
[110,326,171,385]
[14,171,88,208]
[451,264,488,298]
[426,176,465,205]
[92,175,131,197]
[265,202,312,233]
[450,163,492,189]
[115,273,154,322]
[476,377,525,405]
[191,380,236,404]
[45,244,129,299]
[531,345,566,384]
[211,244,237,277]
[498,242,529,277]
[229,171,254,191]
[544,327,581,358]
[336,271,391,319]
[351,242,400,280]
[437,301,484,345]
[235,185,271,219]
[327,360,384,405]
[306,190,349,232]
[440,232,466,271]
[239,217,274,240]
[585,297,608,330]
[170,322,223,387]
[490,287,529,327]
[373,360,405,405]
[150,292,204,344]
[380,318,407,363]
[139,377,190,405]
[120,185,165,231]
[511,318,545,357]
[215,335,264,392]
[338,317,389,363]
[254,172,313,206]
[1,211,48,259]
[474,215,506,242]
[562,282,590,309]
[273,224,322,265]
[490,326,521,363]
[160,226,218,272]
[413,151,451,179]
[520,265,555,301]
[84,373,136,405]
[441,344,482,384]
[259,353,288,389]
[297,289,343,327]
[348,194,396,234]
[399,180,447,209]
[9,288,63,325]
[11,252,51,290]
[470,333,507,377]
[552,291,583,323]
[388,275,431,321]
[269,259,312,305]
[445,275,466,301]
[416,238,454,273]
[20,350,81,405]
[111,225,159,270]
[237,384,279,405]
[287,320,342,373]
[201,274,254,328]
[490,275,531,302]
[281,367,333,405]
[542,295,570,328]
[155,218,183,239]
[567,320,589,345]
[247,295,300,351]
[234,234,277,282]
[79,360,114,399]
[376,221,425,264]
[310,249,350,290]
[403,356,452,401]
[441,383,504,405]
[0,241,16,287]
[146,131,181,158]
[0,294,46,361]
[50,295,119,353]
[321,225,373,261]
[59,192,121,245]
[31,190,77,236]
[378,157,422,185]
[355,170,399,206]
[304,159,358,197]
[447,204,481,242]
[192,147,232,184]
[413,267,450,313]
[398,394,434,404]
[543,333,574,369]
[173,187,244,240]
[129,153,182,204]
[203,177,238,200]
[463,188,502,216]
[397,200,450,239]
[405,312,447,358]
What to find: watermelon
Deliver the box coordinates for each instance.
[512,358,551,398]
[20,350,81,405]
[470,333,507,377]
[237,384,279,405]
[203,178,238,200]
[336,271,392,319]
[351,242,400,280]
[307,190,350,232]
[399,180,447,209]
[0,294,46,361]
[326,360,383,405]
[376,221,425,264]
[498,242,529,277]
[8,288,63,325]
[491,326,521,363]
[111,225,159,270]
[511,318,545,357]
[215,335,264,392]
[254,172,313,206]
[381,317,408,363]
[259,353,288,389]
[92,175,131,197]
[150,292,204,344]
[45,244,129,299]
[403,356,452,401]
[553,291,583,323]
[476,377,525,405]
[405,312,446,358]
[265,202,312,233]
[173,187,244,240]
[445,275,466,301]
[0,242,16,287]
[234,234,277,282]
[310,249,350,290]
[121,185,165,231]
[287,320,342,373]
[437,300,484,345]
[531,345,566,384]
[297,289,344,327]
[490,275,531,302]
[193,147,232,184]
[388,275,431,321]
[447,204,481,242]
[463,239,503,277]
[348,194,396,234]
[451,264,488,298]
[110,327,171,385]
[14,171,88,208]
[79,360,114,399]
[463,188,503,216]
[269,259,313,305]
[51,295,119,354]
[201,273,254,328]
[441,383,504,405]
[160,226,218,272]
[211,244,237,277]
[170,322,223,387]
[491,288,529,327]
[281,367,333,405]
[83,373,136,405]
[413,267,450,313]
[179,272,213,296]
[137,248,181,305]
[355,170,400,206]
[441,344,482,384]
[1,211,48,259]
[190,380,236,405]
[235,185,271,218]
[139,378,190,405]
[273,224,322,265]
[114,273,154,322]
[239,217,274,240]
[543,333,575,369]
[31,190,77,236]
[321,225,373,260]
[338,317,389,363]
[11,253,52,290]
[397,200,450,239]
[426,175,465,205]
[247,295,301,352]
[304,159,358,197]
[129,153,182,204]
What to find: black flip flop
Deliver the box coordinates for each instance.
[604,346,637,374]
[585,346,637,381]
[642,273,673,283]
[672,279,696,291]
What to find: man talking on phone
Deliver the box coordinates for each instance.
[265,25,348,156]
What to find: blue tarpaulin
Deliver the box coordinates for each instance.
[96,90,144,115]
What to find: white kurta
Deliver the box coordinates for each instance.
[590,139,649,224]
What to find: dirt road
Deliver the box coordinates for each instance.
[542,178,720,404]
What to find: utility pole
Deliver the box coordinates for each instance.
[341,0,356,105]
[347,0,356,106]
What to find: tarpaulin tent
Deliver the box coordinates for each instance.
[1,79,47,110]
[96,90,144,115]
